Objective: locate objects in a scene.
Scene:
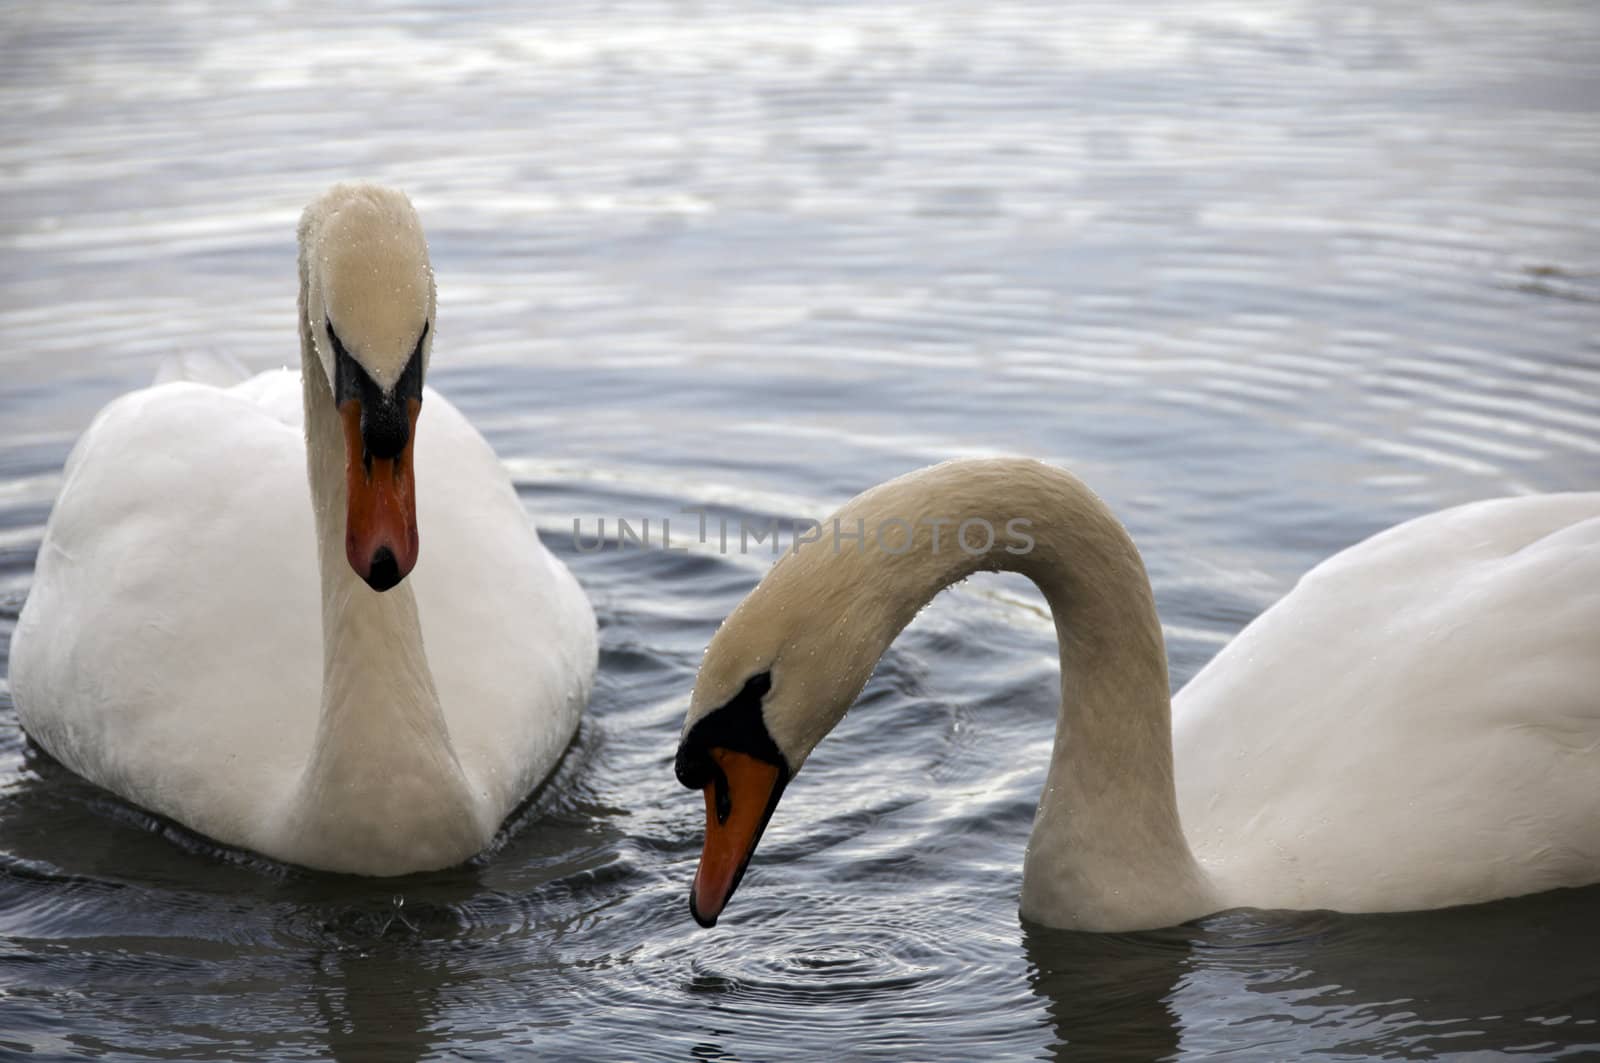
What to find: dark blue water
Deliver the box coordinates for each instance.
[2,2,1598,1058]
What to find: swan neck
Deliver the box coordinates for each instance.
[286,268,477,872]
[298,297,439,728]
[842,461,1212,928]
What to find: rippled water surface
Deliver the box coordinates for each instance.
[3,2,1599,1059]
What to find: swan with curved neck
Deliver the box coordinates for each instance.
[676,458,1600,930]
[11,184,596,874]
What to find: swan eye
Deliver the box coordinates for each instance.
[674,671,779,790]
[737,671,772,704]
[326,320,350,360]
[396,320,427,397]
[324,319,425,400]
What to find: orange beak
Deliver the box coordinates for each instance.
[690,747,786,927]
[340,398,421,592]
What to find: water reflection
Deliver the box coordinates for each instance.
[310,904,459,1063]
[1026,888,1600,1058]
[1024,922,1188,1061]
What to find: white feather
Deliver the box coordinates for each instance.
[9,185,596,874]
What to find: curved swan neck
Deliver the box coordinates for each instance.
[762,459,1213,928]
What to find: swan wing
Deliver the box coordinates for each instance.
[10,370,321,850]
[406,393,596,825]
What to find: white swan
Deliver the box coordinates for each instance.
[9,184,596,875]
[674,458,1600,930]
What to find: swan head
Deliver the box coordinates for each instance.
[675,532,907,927]
[299,184,436,591]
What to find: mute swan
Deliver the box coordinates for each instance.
[9,184,596,875]
[675,458,1600,930]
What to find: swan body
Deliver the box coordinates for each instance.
[1174,490,1600,915]
[675,458,1600,930]
[10,185,596,874]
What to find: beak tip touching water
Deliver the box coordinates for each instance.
[688,888,720,929]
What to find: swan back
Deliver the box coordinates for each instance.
[1174,493,1600,912]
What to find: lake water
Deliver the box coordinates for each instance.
[2,2,1599,1059]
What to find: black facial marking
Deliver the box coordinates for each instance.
[675,671,784,791]
[331,319,427,460]
[679,670,793,928]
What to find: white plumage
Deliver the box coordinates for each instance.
[10,185,596,874]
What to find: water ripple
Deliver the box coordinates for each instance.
[2,0,1598,1058]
